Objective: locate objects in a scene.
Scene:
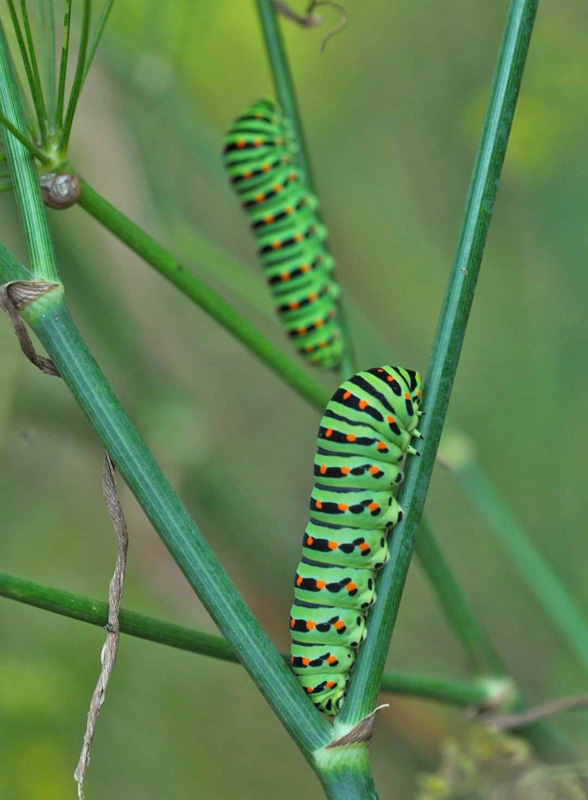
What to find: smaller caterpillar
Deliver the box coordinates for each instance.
[290,365,423,715]
[223,99,343,369]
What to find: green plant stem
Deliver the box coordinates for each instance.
[76,179,331,410]
[0,571,491,707]
[35,0,56,126]
[315,747,378,800]
[336,0,539,730]
[415,518,505,676]
[12,286,331,756]
[456,460,588,674]
[0,22,58,280]
[255,0,356,380]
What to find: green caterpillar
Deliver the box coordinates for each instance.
[222,99,343,369]
[290,366,423,715]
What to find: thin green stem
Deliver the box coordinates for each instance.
[13,287,331,757]
[76,179,332,410]
[337,0,539,728]
[82,0,115,84]
[415,517,505,676]
[456,459,588,675]
[255,0,356,380]
[0,571,491,708]
[55,0,72,130]
[58,0,90,153]
[0,110,48,161]
[19,0,49,144]
[0,22,59,281]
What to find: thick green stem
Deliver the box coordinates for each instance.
[255,0,356,380]
[14,286,330,756]
[0,570,492,707]
[0,22,58,281]
[416,518,505,675]
[76,179,331,410]
[337,0,539,728]
[315,747,378,800]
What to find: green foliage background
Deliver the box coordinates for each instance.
[1,1,587,797]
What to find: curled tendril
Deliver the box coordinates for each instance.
[274,0,348,51]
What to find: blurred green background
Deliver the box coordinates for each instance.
[1,1,588,797]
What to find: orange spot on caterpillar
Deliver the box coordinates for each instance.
[326,681,336,689]
[346,583,358,593]
[307,536,314,546]
[315,500,323,510]
[359,400,368,410]
[289,300,299,310]
[305,685,313,692]
[316,580,327,589]
[328,541,338,550]
[280,272,290,281]
[285,206,294,215]
[293,233,303,242]
[262,163,270,172]
[320,465,327,475]
[306,620,316,630]
[255,193,265,203]
[368,502,379,512]
[236,139,246,148]
[404,393,410,399]
[243,170,253,179]
[305,345,313,353]
[298,326,307,335]
[319,340,327,348]
[290,618,295,628]
[272,241,283,250]
[377,368,384,373]
[376,442,387,451]
[325,429,333,438]
[296,575,303,586]
[387,375,395,382]
[302,658,310,666]
[334,620,345,630]
[346,434,356,443]
[340,466,350,475]
[326,655,337,665]
[343,391,351,400]
[369,466,380,475]
[387,416,396,424]
[289,172,297,180]
[359,542,370,552]
[264,214,274,223]
[337,503,348,512]
[309,292,318,301]
[273,184,283,193]
[315,319,324,328]
[301,263,310,272]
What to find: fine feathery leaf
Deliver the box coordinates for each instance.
[0,109,48,161]
[82,0,115,84]
[59,0,91,153]
[35,0,57,127]
[19,0,49,143]
[56,0,72,129]
[5,0,45,140]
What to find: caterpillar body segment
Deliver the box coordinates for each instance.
[223,99,343,369]
[290,365,423,715]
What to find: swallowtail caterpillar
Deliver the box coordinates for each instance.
[40,172,81,210]
[290,365,423,715]
[222,99,343,369]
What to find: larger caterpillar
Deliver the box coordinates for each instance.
[290,365,423,715]
[222,99,343,369]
